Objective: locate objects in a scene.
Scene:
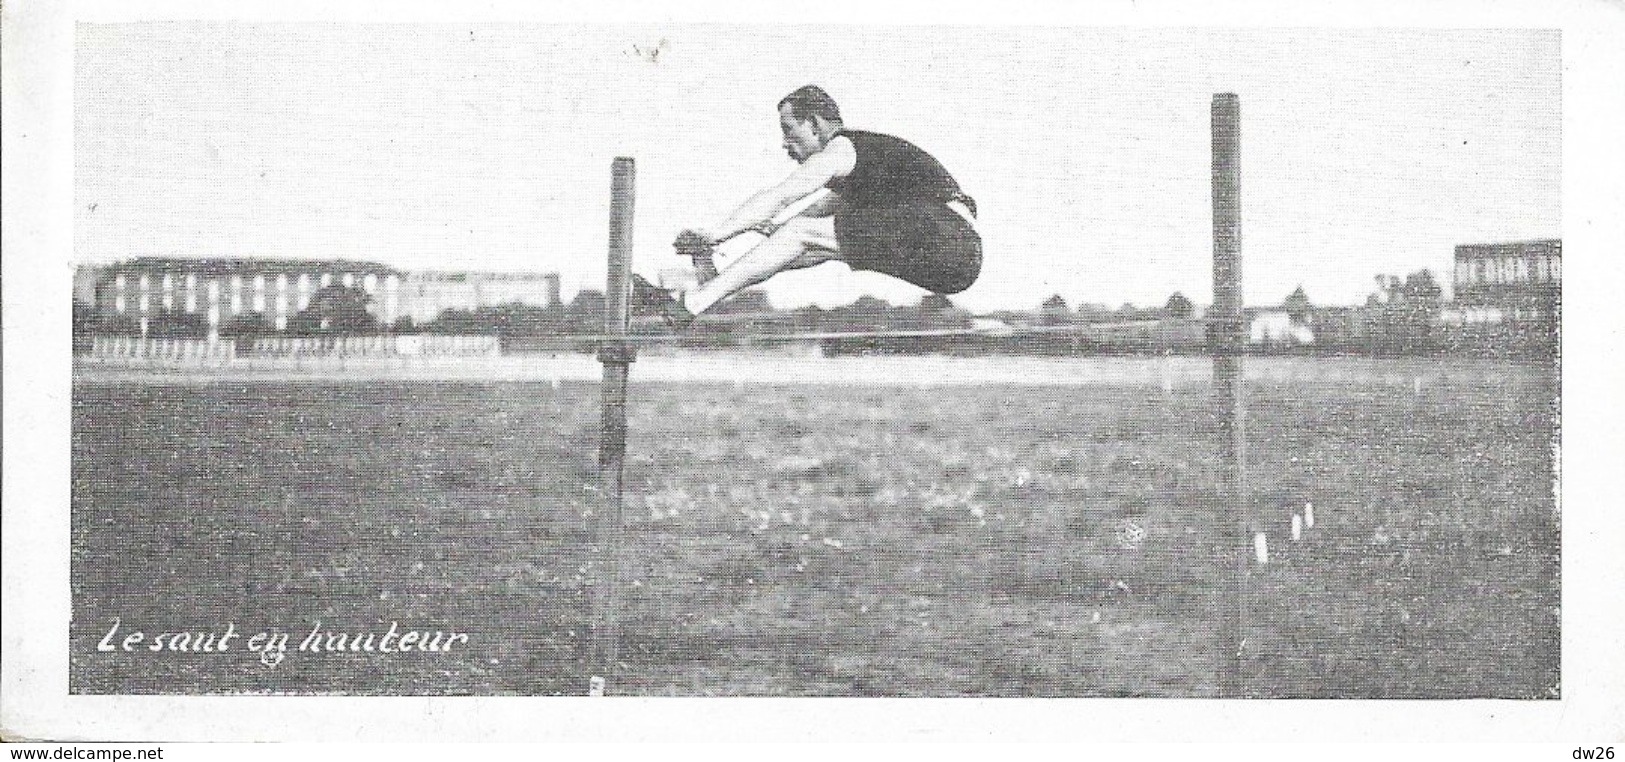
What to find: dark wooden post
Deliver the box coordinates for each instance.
[1211,93,1248,698]
[588,157,636,696]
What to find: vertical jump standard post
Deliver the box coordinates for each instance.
[1211,93,1249,698]
[588,156,637,696]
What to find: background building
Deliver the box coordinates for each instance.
[1447,239,1561,324]
[400,271,561,324]
[1248,308,1315,346]
[83,257,560,336]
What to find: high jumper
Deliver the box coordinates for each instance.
[634,84,983,328]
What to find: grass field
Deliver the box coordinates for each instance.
[70,358,1559,697]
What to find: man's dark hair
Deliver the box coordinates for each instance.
[778,85,842,124]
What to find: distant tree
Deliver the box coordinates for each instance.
[444,302,564,337]
[1366,269,1443,354]
[792,304,827,332]
[148,308,209,339]
[487,302,566,336]
[475,306,512,335]
[713,289,773,316]
[849,295,892,312]
[1283,285,1312,323]
[73,301,146,339]
[1040,294,1070,326]
[565,289,605,334]
[915,293,967,330]
[1074,302,1109,319]
[426,308,482,335]
[1401,270,1442,309]
[1370,270,1442,312]
[94,310,142,337]
[284,310,318,336]
[1165,292,1195,320]
[1398,270,1442,353]
[72,301,98,352]
[73,301,97,337]
[219,311,270,341]
[825,296,893,331]
[289,284,378,335]
[1370,275,1402,305]
[390,316,418,334]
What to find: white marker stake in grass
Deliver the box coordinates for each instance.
[1292,514,1303,541]
[1304,502,1315,529]
[1253,532,1269,565]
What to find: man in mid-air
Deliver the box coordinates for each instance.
[637,84,981,328]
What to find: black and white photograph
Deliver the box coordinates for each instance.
[4,0,1623,749]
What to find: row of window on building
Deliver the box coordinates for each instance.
[1437,305,1547,325]
[105,271,403,329]
[86,259,566,331]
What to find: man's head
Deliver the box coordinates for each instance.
[777,85,843,163]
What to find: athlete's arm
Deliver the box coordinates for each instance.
[699,136,855,242]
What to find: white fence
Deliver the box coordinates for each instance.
[254,335,396,357]
[252,334,501,357]
[87,337,237,364]
[80,335,503,370]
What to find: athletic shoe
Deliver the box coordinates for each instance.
[674,230,719,285]
[692,251,718,285]
[631,274,695,330]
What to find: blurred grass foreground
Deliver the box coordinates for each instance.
[71,356,1558,697]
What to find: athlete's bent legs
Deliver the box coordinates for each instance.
[683,216,840,315]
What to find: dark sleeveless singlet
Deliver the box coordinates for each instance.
[826,130,982,295]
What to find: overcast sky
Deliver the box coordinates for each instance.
[74,24,1560,311]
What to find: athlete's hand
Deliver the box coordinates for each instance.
[673,229,715,258]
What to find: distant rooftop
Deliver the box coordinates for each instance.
[408,270,559,282]
[1454,239,1561,259]
[109,256,401,276]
